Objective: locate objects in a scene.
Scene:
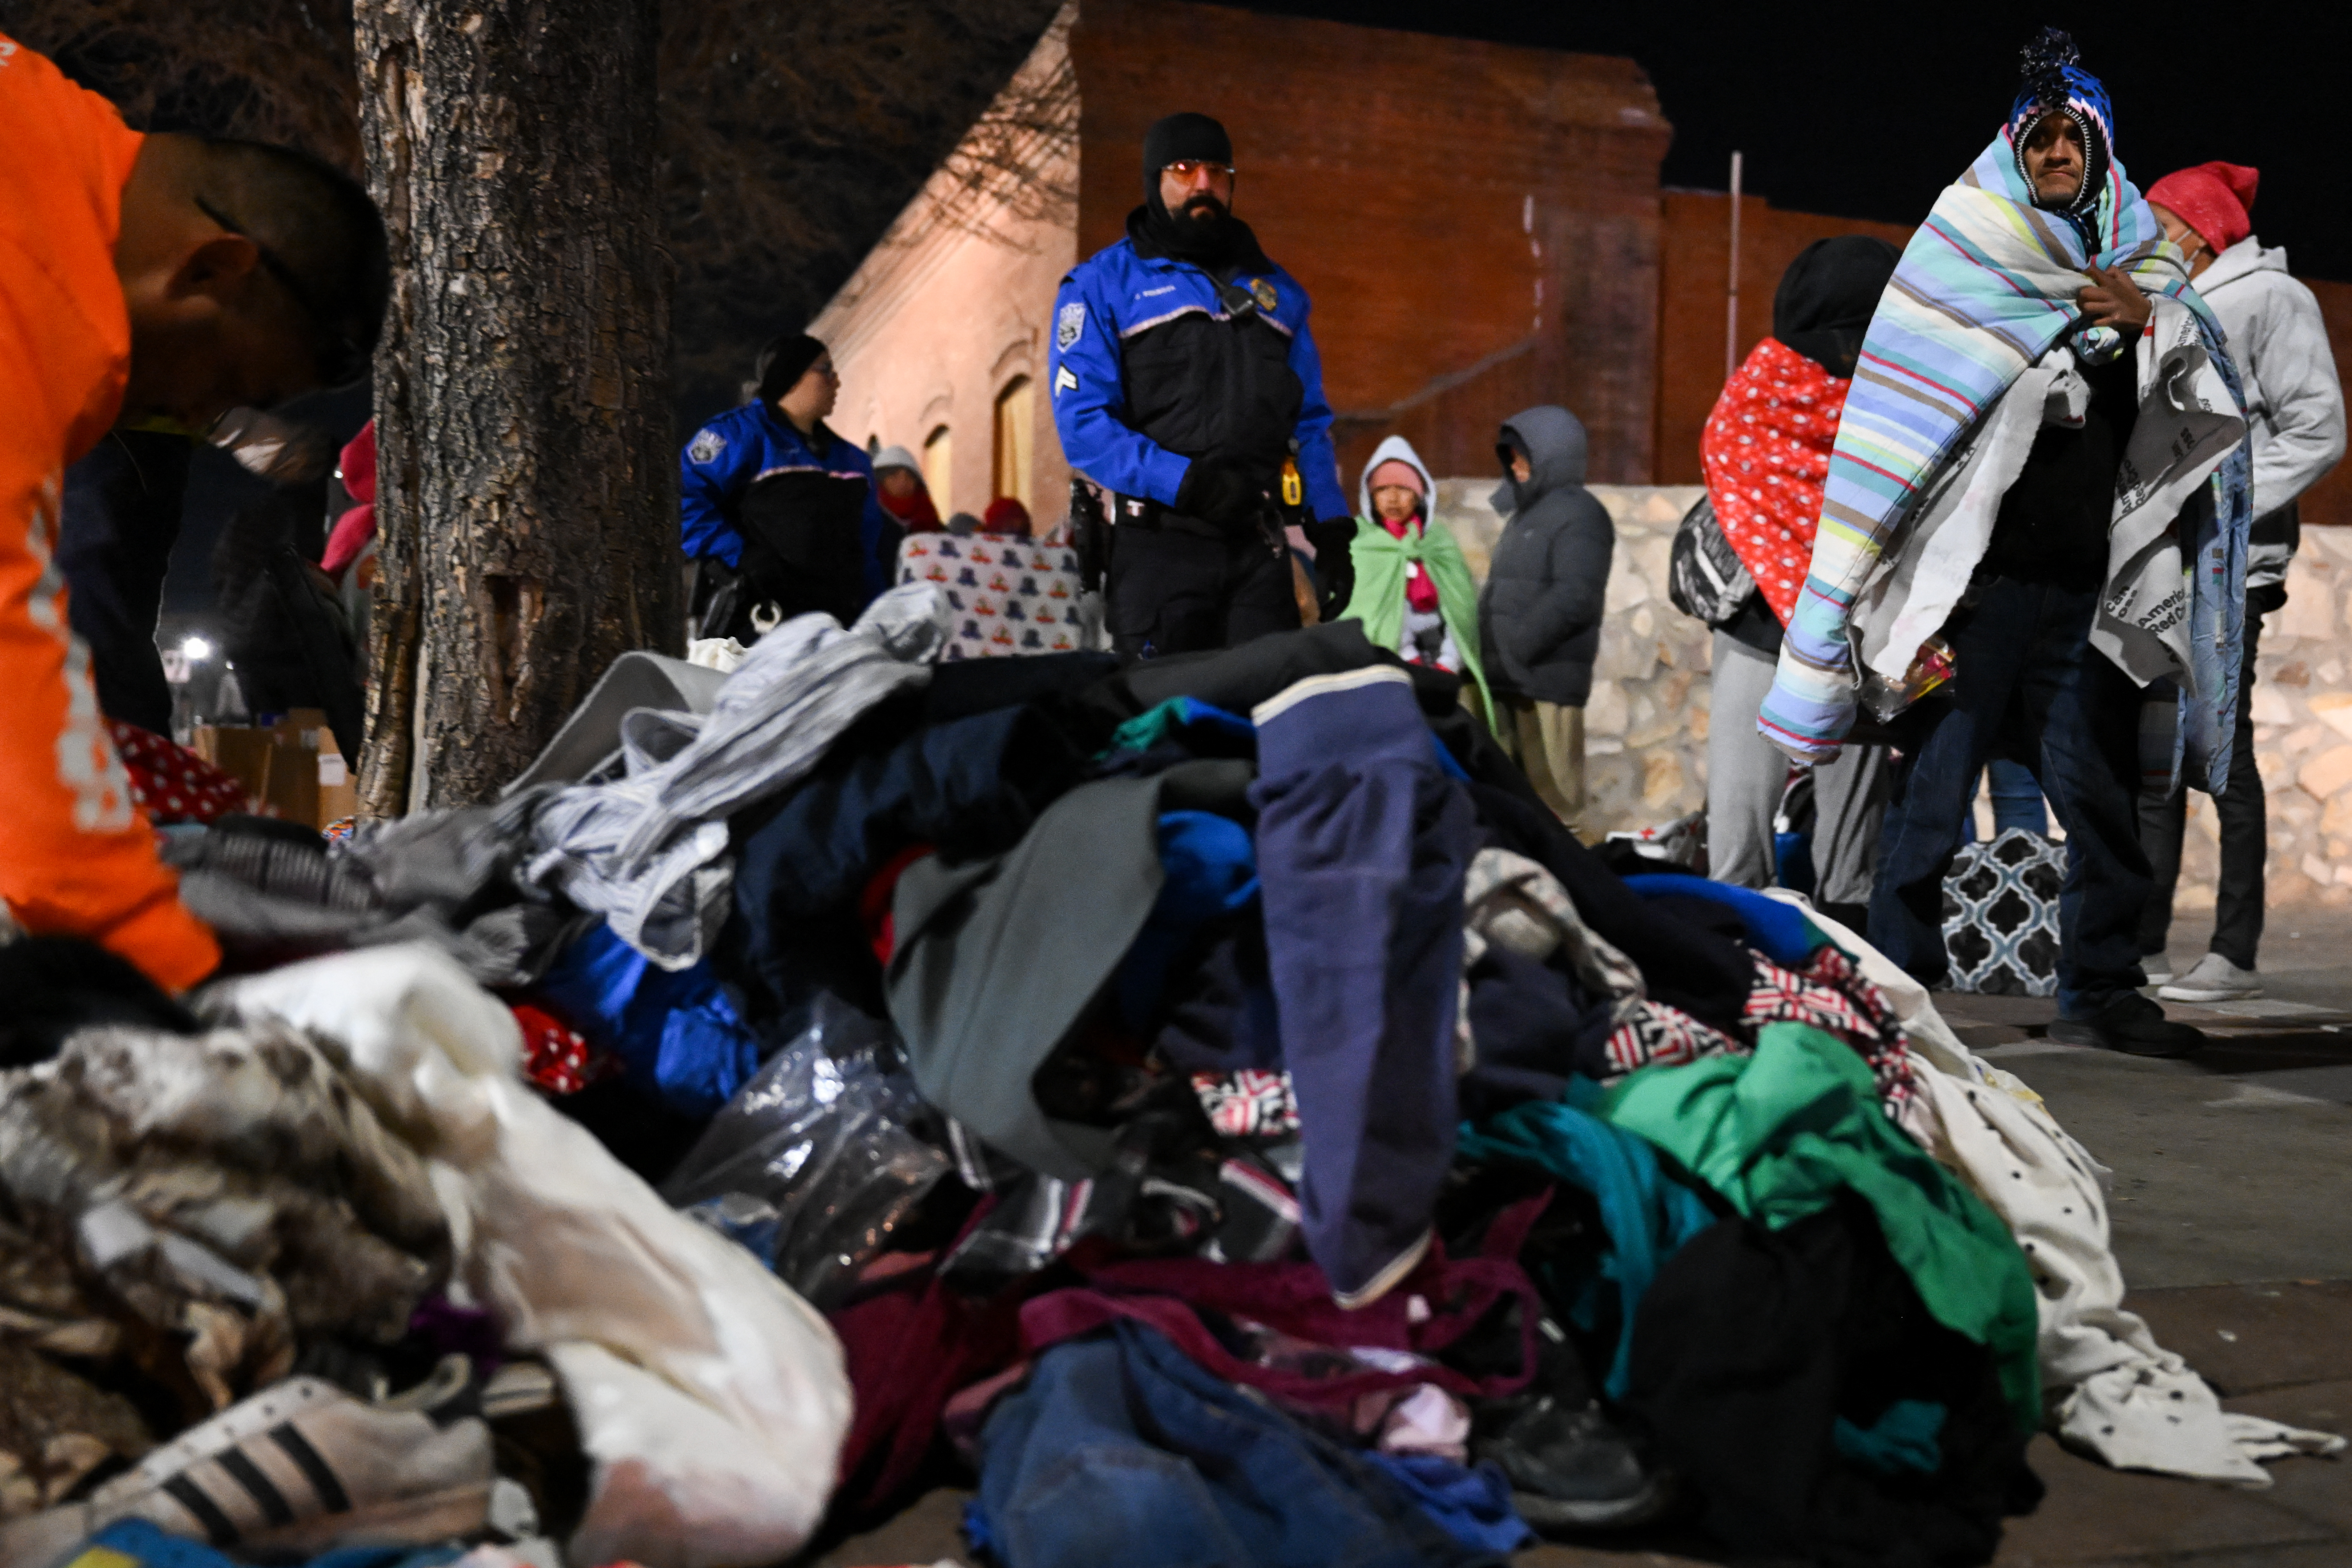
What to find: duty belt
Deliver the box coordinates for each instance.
[1112,494,1222,539]
[1113,486,1292,563]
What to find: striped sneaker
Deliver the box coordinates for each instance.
[0,1358,493,1566]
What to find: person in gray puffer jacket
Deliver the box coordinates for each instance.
[1478,405,1615,826]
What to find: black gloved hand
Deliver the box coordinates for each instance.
[1307,517,1356,618]
[1175,454,1268,530]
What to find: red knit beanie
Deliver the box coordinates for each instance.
[2145,162,2259,252]
[981,496,1031,536]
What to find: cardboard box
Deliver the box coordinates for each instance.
[193,710,357,829]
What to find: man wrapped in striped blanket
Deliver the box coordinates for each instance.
[1758,30,2251,799]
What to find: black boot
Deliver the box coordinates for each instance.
[2048,991,2208,1058]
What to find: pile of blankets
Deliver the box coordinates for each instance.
[0,586,2337,1568]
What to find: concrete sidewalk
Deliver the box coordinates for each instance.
[813,909,2352,1568]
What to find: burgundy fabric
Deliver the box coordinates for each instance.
[2145,162,2258,252]
[858,841,933,964]
[826,1198,1031,1514]
[1019,1191,1550,1411]
[322,420,377,577]
[879,478,942,534]
[407,1295,504,1371]
[320,504,373,578]
[981,496,1032,536]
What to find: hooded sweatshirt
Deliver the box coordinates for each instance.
[0,35,217,989]
[1477,407,1615,707]
[1340,435,1491,714]
[2189,238,2345,587]
[871,444,942,535]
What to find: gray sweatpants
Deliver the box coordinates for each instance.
[1707,631,1889,904]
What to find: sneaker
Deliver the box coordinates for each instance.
[0,1357,493,1564]
[2048,992,2208,1058]
[2159,952,2262,1003]
[1473,1397,1670,1530]
[2141,960,2174,986]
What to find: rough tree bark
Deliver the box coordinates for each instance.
[354,0,676,815]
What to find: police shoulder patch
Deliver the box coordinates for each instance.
[687,428,727,464]
[1056,301,1086,351]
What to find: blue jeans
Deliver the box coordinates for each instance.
[1960,758,2049,842]
[976,1320,1491,1568]
[1867,578,2150,1016]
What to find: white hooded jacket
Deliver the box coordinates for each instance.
[2196,238,2346,587]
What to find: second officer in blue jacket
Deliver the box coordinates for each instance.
[1048,112,1353,660]
[679,332,896,641]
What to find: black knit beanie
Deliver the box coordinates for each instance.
[1141,113,1233,187]
[755,332,827,407]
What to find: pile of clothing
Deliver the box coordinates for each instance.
[2,584,2336,1568]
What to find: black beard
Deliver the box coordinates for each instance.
[1178,195,1229,227]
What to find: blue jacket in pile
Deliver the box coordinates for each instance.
[1047,235,1348,522]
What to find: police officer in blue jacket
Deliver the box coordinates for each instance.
[1048,112,1353,660]
[679,332,898,640]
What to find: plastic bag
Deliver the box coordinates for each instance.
[1856,632,1956,723]
[664,993,951,1309]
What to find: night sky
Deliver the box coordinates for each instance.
[1238,0,2352,282]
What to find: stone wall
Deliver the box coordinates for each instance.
[2218,526,2352,910]
[1429,479,2352,907]
[1432,480,1711,836]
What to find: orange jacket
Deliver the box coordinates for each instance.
[0,34,218,989]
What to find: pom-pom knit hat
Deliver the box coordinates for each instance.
[2008,27,2115,220]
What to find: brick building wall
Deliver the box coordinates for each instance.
[1068,0,1671,490]
[1650,190,1913,485]
[2294,277,2352,530]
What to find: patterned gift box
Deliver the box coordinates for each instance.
[896,534,1088,660]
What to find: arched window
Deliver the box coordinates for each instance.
[992,376,1034,513]
[922,424,953,512]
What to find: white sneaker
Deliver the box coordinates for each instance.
[0,1358,492,1566]
[2159,952,2262,1003]
[2142,963,2173,986]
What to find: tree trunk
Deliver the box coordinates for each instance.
[354,0,676,816]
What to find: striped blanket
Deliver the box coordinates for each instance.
[1759,132,2251,793]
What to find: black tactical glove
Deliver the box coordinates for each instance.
[1307,517,1356,618]
[1175,454,1268,530]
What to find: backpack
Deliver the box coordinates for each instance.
[1666,495,1756,628]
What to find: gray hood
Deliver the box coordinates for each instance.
[2191,236,2288,299]
[1491,405,1589,516]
